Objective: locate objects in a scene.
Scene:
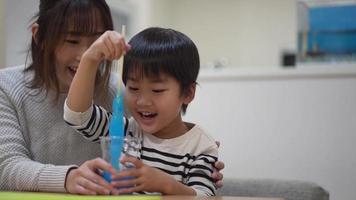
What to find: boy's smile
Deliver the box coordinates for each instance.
[138,111,158,122]
[136,111,158,128]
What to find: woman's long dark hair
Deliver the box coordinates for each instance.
[25,0,113,100]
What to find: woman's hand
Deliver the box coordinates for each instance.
[213,141,225,188]
[110,156,194,195]
[213,160,225,188]
[65,158,116,195]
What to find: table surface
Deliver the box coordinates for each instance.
[0,192,284,200]
[163,196,283,200]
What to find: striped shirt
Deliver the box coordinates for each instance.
[64,103,218,196]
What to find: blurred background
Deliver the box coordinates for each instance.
[0,1,355,200]
[1,0,298,68]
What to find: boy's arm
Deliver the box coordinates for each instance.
[160,176,196,195]
[111,156,196,195]
[67,30,127,113]
[63,101,111,141]
[66,56,99,113]
[111,146,218,196]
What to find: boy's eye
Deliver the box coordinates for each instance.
[65,39,79,44]
[152,89,166,93]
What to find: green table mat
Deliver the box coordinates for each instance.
[0,192,161,200]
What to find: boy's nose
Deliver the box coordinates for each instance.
[136,94,153,106]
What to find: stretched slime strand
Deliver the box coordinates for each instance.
[104,25,126,182]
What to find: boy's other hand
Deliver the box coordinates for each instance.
[111,156,179,195]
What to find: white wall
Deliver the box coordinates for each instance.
[169,0,296,68]
[4,0,296,69]
[184,66,356,200]
[4,0,37,68]
[0,0,5,68]
[107,0,296,68]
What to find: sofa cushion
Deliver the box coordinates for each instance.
[217,178,329,200]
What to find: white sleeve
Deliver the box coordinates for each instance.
[63,99,111,141]
[63,99,93,126]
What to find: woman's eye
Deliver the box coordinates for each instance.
[128,87,138,91]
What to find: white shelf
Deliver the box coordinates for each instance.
[198,65,356,81]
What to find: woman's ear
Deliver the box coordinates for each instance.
[183,83,196,105]
[31,23,39,43]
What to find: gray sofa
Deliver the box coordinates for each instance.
[217,178,329,200]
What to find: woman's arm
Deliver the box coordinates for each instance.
[0,88,75,192]
[0,98,116,195]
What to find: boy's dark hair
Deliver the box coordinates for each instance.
[123,27,200,114]
[25,0,113,100]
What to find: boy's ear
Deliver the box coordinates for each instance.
[31,23,39,43]
[183,83,196,104]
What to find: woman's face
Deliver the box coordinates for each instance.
[54,21,104,92]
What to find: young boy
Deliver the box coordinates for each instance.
[64,27,218,196]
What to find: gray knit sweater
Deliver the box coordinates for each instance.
[0,65,115,192]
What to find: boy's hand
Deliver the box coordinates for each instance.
[65,158,116,195]
[110,156,178,195]
[82,30,130,67]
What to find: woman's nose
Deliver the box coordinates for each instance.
[75,48,85,61]
[76,43,91,61]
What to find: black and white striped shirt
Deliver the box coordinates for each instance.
[64,103,218,196]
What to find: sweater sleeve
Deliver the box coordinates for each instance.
[63,99,111,142]
[0,88,77,192]
[187,147,218,196]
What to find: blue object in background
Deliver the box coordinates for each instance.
[310,5,356,31]
[307,5,356,54]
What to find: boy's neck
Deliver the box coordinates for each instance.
[153,121,193,139]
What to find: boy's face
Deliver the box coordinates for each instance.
[124,73,194,138]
